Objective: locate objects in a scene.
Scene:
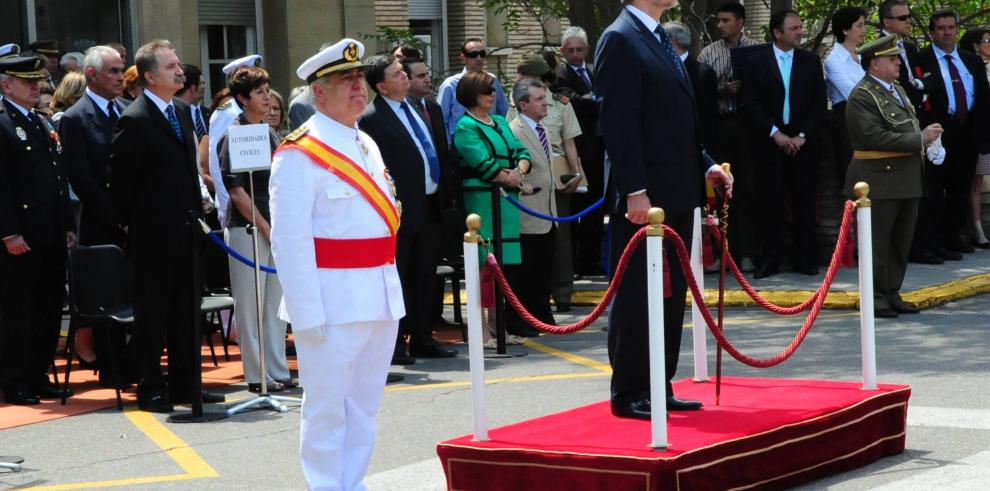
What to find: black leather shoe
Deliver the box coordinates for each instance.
[556,303,572,313]
[4,388,40,405]
[611,398,652,420]
[666,396,703,411]
[910,251,944,264]
[936,248,963,261]
[33,382,71,399]
[202,390,225,403]
[976,241,990,249]
[753,265,778,279]
[891,303,920,314]
[507,325,541,337]
[248,381,284,393]
[391,345,416,365]
[409,345,458,358]
[138,393,174,413]
[945,240,975,254]
[276,378,299,389]
[875,307,899,318]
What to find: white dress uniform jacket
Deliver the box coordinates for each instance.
[269,111,405,335]
[208,100,241,227]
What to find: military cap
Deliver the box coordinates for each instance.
[296,38,365,83]
[28,40,59,56]
[857,34,905,57]
[517,53,550,76]
[0,43,20,59]
[222,54,262,75]
[0,55,47,80]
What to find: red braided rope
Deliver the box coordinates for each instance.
[704,200,857,315]
[485,227,648,334]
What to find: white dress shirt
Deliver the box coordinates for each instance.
[824,44,865,104]
[142,88,174,118]
[85,87,117,117]
[383,96,438,194]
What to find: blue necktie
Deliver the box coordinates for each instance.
[165,104,183,140]
[400,101,440,184]
[780,52,792,125]
[653,25,687,83]
[575,66,592,89]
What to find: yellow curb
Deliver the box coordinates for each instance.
[443,272,990,310]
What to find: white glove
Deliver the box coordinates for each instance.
[293,324,326,344]
[926,136,945,165]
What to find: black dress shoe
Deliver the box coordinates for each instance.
[936,248,963,261]
[386,373,404,383]
[909,251,944,264]
[138,393,174,413]
[33,382,71,399]
[875,307,899,318]
[556,303,571,313]
[945,240,975,254]
[976,241,990,249]
[276,378,299,389]
[391,344,416,365]
[753,265,778,279]
[666,396,703,411]
[4,388,40,406]
[891,303,920,314]
[611,398,652,420]
[248,381,284,393]
[507,325,542,337]
[202,390,225,403]
[409,345,458,358]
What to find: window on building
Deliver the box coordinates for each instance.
[32,0,130,55]
[200,24,255,100]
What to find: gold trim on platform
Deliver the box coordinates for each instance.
[446,458,651,491]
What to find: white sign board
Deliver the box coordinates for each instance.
[228,124,271,173]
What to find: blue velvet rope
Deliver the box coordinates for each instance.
[503,193,604,222]
[204,230,278,274]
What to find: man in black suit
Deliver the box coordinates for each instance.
[359,55,458,363]
[109,40,207,413]
[742,10,827,278]
[596,0,732,420]
[665,21,719,154]
[915,11,990,257]
[0,55,75,405]
[879,0,931,110]
[556,26,605,275]
[176,63,209,141]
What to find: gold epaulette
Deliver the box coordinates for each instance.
[283,126,310,142]
[217,100,232,110]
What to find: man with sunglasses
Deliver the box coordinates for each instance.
[879,0,930,109]
[437,38,509,143]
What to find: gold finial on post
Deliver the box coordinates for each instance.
[464,214,482,243]
[721,162,731,175]
[647,207,665,237]
[854,182,871,208]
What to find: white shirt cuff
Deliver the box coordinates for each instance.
[770,125,779,137]
[628,189,647,197]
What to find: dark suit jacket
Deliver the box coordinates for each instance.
[359,95,451,235]
[109,94,202,261]
[897,39,927,108]
[595,8,708,213]
[917,46,990,153]
[685,56,719,159]
[554,62,599,135]
[0,100,72,247]
[60,93,127,246]
[743,46,827,141]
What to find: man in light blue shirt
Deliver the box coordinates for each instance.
[436,38,509,142]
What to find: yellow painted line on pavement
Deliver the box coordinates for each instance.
[20,409,217,490]
[384,371,607,393]
[522,339,612,373]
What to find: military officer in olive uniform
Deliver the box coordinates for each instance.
[844,35,944,319]
[0,55,75,405]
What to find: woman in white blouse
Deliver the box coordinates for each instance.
[824,6,868,188]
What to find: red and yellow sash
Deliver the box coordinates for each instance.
[277,133,399,236]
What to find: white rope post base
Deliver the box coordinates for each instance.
[690,207,709,382]
[854,183,878,391]
[646,208,668,450]
[464,214,490,441]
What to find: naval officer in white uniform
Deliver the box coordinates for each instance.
[269,39,404,491]
[208,53,262,227]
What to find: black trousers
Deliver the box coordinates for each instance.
[395,216,440,351]
[573,133,606,274]
[831,103,854,189]
[713,115,758,260]
[607,210,692,404]
[131,244,199,402]
[504,228,557,330]
[0,245,65,393]
[913,118,977,253]
[757,140,820,270]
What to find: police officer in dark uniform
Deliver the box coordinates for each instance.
[0,55,75,405]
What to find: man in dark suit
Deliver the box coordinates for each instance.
[359,55,458,363]
[109,40,207,413]
[879,0,931,110]
[0,55,75,405]
[665,21,719,154]
[742,10,827,278]
[555,26,606,275]
[176,64,210,141]
[596,0,732,420]
[914,11,990,259]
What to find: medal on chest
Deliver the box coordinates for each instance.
[383,167,402,219]
[48,127,63,154]
[15,127,27,141]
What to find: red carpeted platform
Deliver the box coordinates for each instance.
[437,377,910,490]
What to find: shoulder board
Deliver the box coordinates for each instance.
[218,100,232,110]
[284,126,309,142]
[553,93,570,105]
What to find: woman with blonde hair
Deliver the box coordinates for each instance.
[49,71,86,121]
[122,65,141,100]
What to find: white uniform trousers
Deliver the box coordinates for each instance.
[296,320,398,491]
[225,226,290,384]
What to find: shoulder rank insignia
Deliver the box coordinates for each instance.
[554,93,570,105]
[284,126,310,142]
[218,100,232,110]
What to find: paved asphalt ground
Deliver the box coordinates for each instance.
[1,253,988,490]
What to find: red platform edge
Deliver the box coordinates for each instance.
[437,377,911,490]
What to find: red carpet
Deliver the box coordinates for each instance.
[437,377,910,490]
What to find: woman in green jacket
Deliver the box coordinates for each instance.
[453,70,537,338]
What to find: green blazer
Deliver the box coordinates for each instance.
[843,75,925,200]
[454,114,531,264]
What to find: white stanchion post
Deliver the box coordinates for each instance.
[646,208,668,450]
[854,183,878,391]
[463,214,490,440]
[690,207,709,382]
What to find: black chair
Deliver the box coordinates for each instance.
[201,230,234,365]
[63,245,134,410]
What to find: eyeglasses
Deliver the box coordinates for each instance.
[884,15,911,21]
[481,87,495,95]
[980,38,990,44]
[463,50,487,58]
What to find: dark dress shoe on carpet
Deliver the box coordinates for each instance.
[34,383,71,399]
[753,265,778,279]
[386,374,404,383]
[666,396,703,411]
[410,345,458,358]
[909,251,944,264]
[248,381,284,393]
[936,248,963,261]
[3,388,40,406]
[138,393,174,413]
[875,307,899,318]
[976,241,990,249]
[891,303,920,314]
[611,398,652,420]
[276,379,299,389]
[556,303,571,313]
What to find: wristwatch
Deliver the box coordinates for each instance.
[798,132,806,139]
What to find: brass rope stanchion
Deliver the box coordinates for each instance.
[716,163,730,407]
